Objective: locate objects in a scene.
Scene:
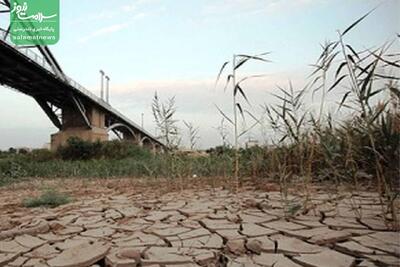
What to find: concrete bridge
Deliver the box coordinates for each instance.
[0,0,164,151]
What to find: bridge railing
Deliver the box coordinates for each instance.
[0,31,55,73]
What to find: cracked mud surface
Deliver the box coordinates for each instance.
[0,179,399,267]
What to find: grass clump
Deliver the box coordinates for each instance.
[58,138,152,161]
[23,188,71,208]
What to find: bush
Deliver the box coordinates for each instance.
[57,137,152,161]
[0,158,28,186]
[58,137,102,160]
[23,188,70,208]
[28,149,57,162]
[101,140,152,160]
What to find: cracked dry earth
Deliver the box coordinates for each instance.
[0,184,399,267]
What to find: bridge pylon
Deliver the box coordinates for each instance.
[50,105,108,150]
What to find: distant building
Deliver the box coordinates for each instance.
[245,138,259,148]
[177,149,208,157]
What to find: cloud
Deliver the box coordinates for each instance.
[93,71,315,148]
[99,66,355,149]
[78,22,130,43]
[74,1,156,43]
[108,72,310,117]
[69,1,157,26]
[203,0,325,17]
[122,4,137,12]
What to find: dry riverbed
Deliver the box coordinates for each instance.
[0,178,399,267]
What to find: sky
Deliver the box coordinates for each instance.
[0,0,399,149]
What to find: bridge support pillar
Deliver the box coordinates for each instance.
[50,105,109,150]
[136,133,143,147]
[51,127,108,150]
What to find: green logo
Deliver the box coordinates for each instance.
[10,0,59,45]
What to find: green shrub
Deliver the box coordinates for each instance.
[57,137,152,161]
[23,188,70,208]
[0,158,28,186]
[28,149,57,162]
[58,137,101,160]
[101,140,152,160]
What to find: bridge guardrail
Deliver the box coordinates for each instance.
[0,31,54,73]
